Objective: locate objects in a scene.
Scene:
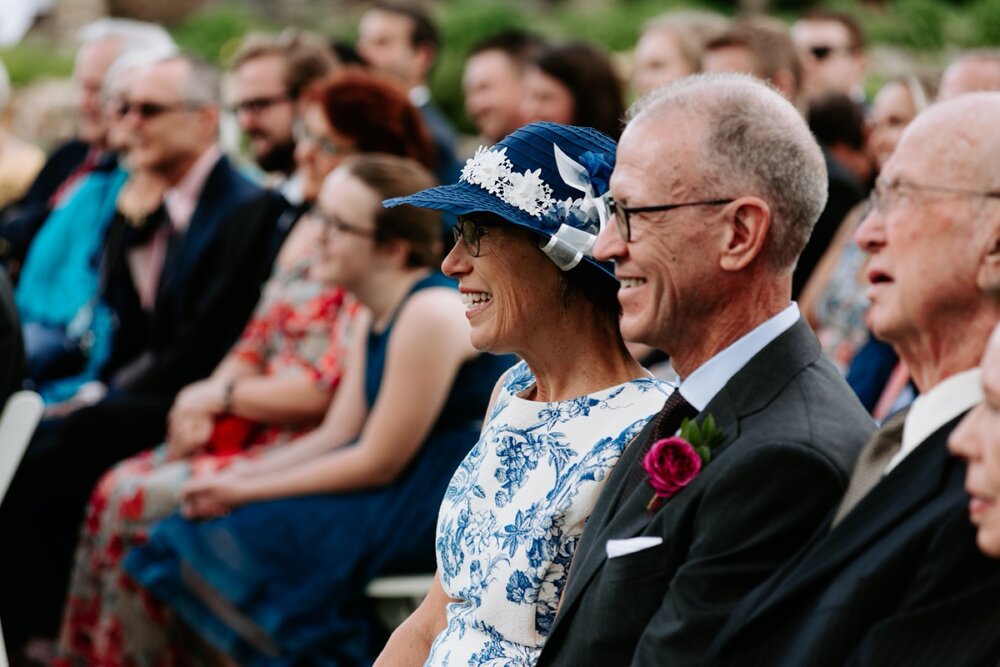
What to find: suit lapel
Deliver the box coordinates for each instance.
[740,419,961,628]
[553,318,822,631]
[154,157,230,307]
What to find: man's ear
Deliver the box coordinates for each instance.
[978,222,1000,294]
[719,197,771,272]
[414,43,436,82]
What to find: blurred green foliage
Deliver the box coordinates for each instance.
[2,0,998,134]
[0,42,74,85]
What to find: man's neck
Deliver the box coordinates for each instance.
[896,311,1000,393]
[668,284,789,379]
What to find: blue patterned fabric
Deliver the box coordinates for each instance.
[427,361,669,665]
[125,272,515,667]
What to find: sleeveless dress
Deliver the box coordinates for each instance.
[427,361,669,666]
[124,272,514,667]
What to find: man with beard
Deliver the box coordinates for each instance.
[229,31,338,203]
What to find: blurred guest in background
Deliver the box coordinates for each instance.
[791,10,867,106]
[0,19,174,271]
[357,1,460,184]
[462,29,545,143]
[938,50,1000,100]
[55,66,438,666]
[631,10,729,97]
[228,30,339,195]
[522,41,625,140]
[126,155,513,666]
[0,52,279,654]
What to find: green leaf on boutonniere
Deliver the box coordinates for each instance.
[679,415,725,464]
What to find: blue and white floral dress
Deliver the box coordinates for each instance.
[428,360,670,666]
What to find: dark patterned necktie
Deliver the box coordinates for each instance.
[831,407,909,527]
[618,389,697,510]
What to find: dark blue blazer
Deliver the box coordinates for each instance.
[705,415,1000,667]
[101,155,286,396]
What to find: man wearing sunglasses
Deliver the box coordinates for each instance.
[536,73,872,667]
[0,52,288,652]
[791,10,867,106]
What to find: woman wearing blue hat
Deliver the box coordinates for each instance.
[377,122,670,666]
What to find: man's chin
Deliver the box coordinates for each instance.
[255,141,296,175]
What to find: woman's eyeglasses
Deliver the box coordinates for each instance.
[452,217,491,257]
[294,120,350,157]
[311,206,376,238]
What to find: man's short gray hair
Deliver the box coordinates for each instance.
[629,73,828,272]
[78,18,175,55]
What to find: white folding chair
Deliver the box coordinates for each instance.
[366,574,435,630]
[0,390,44,667]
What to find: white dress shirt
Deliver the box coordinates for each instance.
[885,367,983,474]
[679,303,801,411]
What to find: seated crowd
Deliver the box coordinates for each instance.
[1,2,1000,665]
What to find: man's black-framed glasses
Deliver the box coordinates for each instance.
[609,197,734,242]
[452,216,493,257]
[230,93,291,116]
[311,205,376,238]
[867,180,1000,217]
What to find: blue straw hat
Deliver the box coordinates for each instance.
[383,121,617,281]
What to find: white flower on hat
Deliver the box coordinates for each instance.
[461,146,512,195]
[504,168,554,217]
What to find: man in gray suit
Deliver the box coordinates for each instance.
[536,73,873,666]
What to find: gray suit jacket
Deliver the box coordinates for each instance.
[536,318,874,666]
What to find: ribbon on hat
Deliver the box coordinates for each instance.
[538,145,612,270]
[539,223,598,270]
[552,144,610,231]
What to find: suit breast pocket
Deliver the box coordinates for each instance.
[601,541,670,586]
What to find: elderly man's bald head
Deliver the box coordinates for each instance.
[938,52,1000,101]
[629,73,827,272]
[854,92,1000,390]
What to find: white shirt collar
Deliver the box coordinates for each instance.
[885,367,983,473]
[409,85,431,108]
[679,303,800,411]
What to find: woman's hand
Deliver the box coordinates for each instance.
[180,471,253,519]
[165,411,214,461]
[170,379,226,419]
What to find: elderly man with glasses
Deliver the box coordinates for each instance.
[704,92,1000,666]
[534,72,872,667]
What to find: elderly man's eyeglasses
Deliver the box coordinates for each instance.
[453,217,492,257]
[609,197,734,242]
[294,120,350,157]
[230,94,290,115]
[867,181,1000,216]
[115,99,203,120]
[311,206,376,238]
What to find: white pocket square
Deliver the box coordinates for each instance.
[605,536,663,559]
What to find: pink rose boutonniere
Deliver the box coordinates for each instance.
[642,415,724,512]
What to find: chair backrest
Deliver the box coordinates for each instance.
[0,390,42,667]
[0,390,43,505]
